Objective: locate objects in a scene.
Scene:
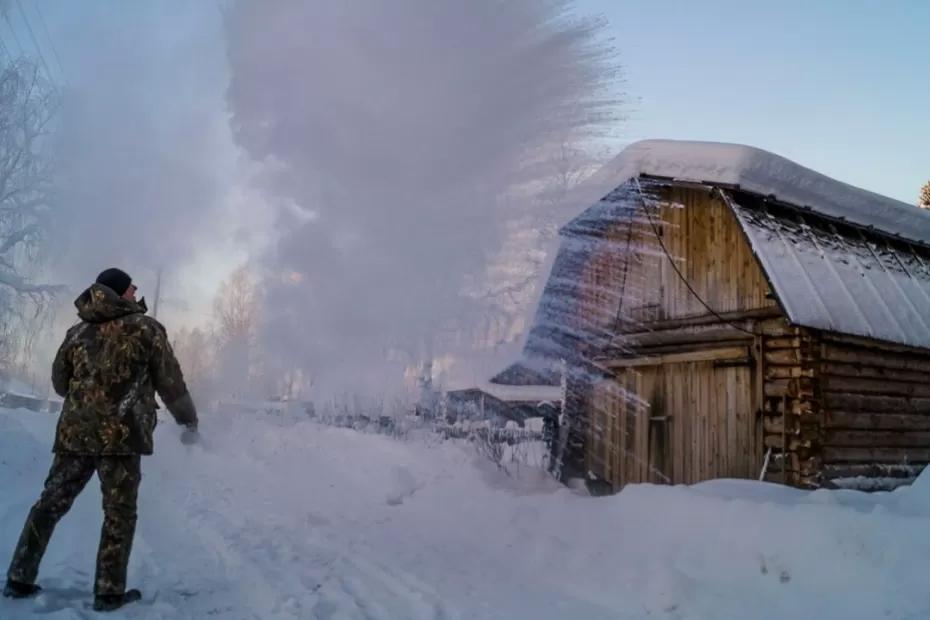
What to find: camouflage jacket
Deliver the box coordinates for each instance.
[51,283,198,455]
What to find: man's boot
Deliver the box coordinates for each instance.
[92,588,141,612]
[2,579,42,598]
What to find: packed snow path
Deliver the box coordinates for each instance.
[2,407,930,619]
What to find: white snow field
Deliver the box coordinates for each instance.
[2,406,929,620]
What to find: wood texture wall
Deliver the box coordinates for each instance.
[577,186,776,338]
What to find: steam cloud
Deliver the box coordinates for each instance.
[224,0,621,397]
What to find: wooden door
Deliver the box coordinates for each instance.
[589,346,758,490]
[663,359,756,484]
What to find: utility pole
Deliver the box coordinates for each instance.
[152,267,162,319]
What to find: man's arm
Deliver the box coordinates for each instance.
[51,335,74,397]
[149,324,198,428]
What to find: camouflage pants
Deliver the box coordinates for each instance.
[6,454,141,596]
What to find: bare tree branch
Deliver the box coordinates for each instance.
[0,269,65,295]
[0,222,38,254]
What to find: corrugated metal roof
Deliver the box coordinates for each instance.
[729,193,930,348]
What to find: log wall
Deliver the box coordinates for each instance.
[758,318,820,487]
[818,333,930,487]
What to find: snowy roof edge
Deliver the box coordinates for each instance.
[570,139,928,245]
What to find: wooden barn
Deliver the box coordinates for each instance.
[494,140,930,492]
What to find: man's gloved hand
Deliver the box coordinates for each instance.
[180,422,199,445]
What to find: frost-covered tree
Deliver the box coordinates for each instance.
[172,326,215,397]
[919,181,930,210]
[0,59,57,297]
[0,57,60,380]
[212,265,261,398]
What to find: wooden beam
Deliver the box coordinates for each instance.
[620,326,753,349]
[623,306,783,333]
[764,349,801,365]
[757,318,799,337]
[821,362,930,384]
[823,376,930,398]
[764,435,809,450]
[822,463,925,479]
[823,446,930,463]
[824,430,930,448]
[823,393,930,414]
[601,339,751,359]
[820,332,929,356]
[601,346,749,369]
[764,337,801,350]
[824,411,930,432]
[765,366,808,380]
[821,346,930,375]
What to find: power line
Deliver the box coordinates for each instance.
[14,0,53,84]
[30,2,63,80]
[0,33,11,60]
[2,11,24,57]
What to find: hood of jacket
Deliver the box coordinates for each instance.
[74,283,146,323]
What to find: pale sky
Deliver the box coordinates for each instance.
[4,0,928,334]
[582,0,929,204]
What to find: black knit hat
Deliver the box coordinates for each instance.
[95,268,132,296]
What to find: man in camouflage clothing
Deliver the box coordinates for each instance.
[3,268,199,612]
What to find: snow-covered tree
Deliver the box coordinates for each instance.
[172,326,215,397]
[919,181,930,210]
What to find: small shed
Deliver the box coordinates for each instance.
[499,139,930,492]
[444,382,562,427]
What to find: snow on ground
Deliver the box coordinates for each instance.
[2,406,930,620]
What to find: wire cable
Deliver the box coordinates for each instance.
[2,11,24,56]
[602,197,636,349]
[633,177,761,337]
[15,0,54,84]
[0,33,11,60]
[31,2,64,78]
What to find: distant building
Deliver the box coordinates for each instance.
[444,382,561,428]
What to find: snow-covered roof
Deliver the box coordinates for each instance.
[448,382,562,403]
[493,139,930,384]
[575,139,928,244]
